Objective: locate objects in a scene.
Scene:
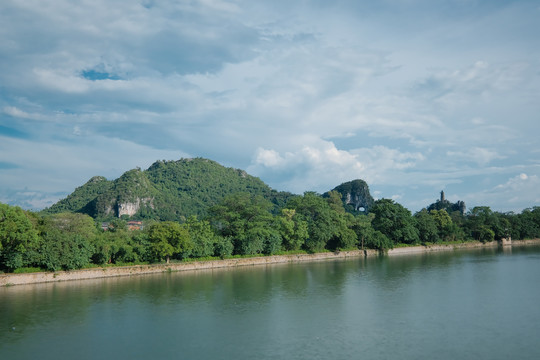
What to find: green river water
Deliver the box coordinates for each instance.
[1,245,540,359]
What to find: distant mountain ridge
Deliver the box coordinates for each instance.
[42,158,293,221]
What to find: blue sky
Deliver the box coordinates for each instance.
[1,0,539,213]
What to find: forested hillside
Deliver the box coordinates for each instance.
[2,157,538,274]
[43,176,112,215]
[42,158,293,221]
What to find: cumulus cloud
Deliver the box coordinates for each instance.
[249,141,425,193]
[462,173,540,212]
[1,0,539,212]
[249,141,364,193]
[494,173,540,195]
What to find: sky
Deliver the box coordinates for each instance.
[1,0,539,214]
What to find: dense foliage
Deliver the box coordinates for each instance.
[3,159,540,273]
[2,193,540,273]
[42,158,294,222]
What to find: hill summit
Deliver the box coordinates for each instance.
[43,158,292,221]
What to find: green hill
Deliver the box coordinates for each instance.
[42,176,113,215]
[42,158,293,221]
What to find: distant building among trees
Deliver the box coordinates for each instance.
[427,190,466,215]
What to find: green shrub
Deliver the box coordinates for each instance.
[13,267,43,274]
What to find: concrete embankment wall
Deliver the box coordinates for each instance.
[387,240,501,256]
[0,250,377,287]
[2,239,540,287]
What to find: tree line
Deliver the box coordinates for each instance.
[1,192,540,273]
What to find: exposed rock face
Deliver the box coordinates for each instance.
[116,198,154,217]
[102,198,154,217]
[117,201,139,217]
[88,176,108,183]
[345,192,367,211]
[329,179,374,213]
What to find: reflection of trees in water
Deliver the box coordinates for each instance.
[0,280,101,343]
[139,259,362,310]
[0,258,367,340]
[1,249,508,345]
[355,246,505,316]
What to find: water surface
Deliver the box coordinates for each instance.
[2,246,539,359]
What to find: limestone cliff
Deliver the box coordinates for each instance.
[116,197,154,217]
[327,179,374,213]
[95,168,158,218]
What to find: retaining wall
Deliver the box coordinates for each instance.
[0,250,376,286]
[2,239,539,287]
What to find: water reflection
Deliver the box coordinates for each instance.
[2,246,540,360]
[0,249,506,339]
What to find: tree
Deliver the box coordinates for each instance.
[286,192,356,252]
[371,199,419,245]
[276,208,309,251]
[148,221,192,263]
[430,209,463,241]
[213,236,233,258]
[326,213,358,251]
[92,229,149,265]
[184,216,217,258]
[414,209,439,244]
[326,191,346,214]
[40,232,94,271]
[38,213,97,271]
[466,206,500,242]
[474,225,495,243]
[108,218,127,232]
[366,230,393,251]
[415,208,463,243]
[0,203,40,271]
[287,192,335,251]
[351,214,393,250]
[208,193,280,255]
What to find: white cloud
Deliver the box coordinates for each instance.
[354,146,425,170]
[0,0,539,213]
[249,141,364,193]
[4,106,30,118]
[249,141,425,193]
[462,173,540,212]
[495,173,539,194]
[255,149,285,168]
[446,147,504,166]
[0,134,188,207]
[34,69,90,93]
[3,106,47,121]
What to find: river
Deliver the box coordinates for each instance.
[1,245,539,359]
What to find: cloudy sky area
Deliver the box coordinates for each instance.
[1,0,539,213]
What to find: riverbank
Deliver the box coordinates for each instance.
[2,239,540,287]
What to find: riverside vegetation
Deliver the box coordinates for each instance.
[1,158,540,273]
